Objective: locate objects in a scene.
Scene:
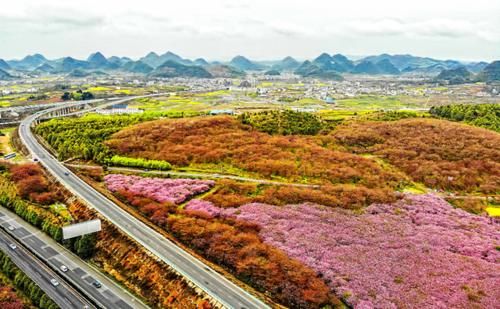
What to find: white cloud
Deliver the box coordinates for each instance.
[0,0,499,61]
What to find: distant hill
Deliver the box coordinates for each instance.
[229,56,265,71]
[0,68,12,80]
[88,52,108,66]
[294,60,343,80]
[87,52,118,69]
[68,69,90,77]
[264,69,281,76]
[7,54,47,70]
[60,57,90,72]
[140,51,192,68]
[161,51,192,65]
[313,53,335,70]
[332,54,355,72]
[150,60,212,78]
[122,61,154,74]
[108,56,131,66]
[402,63,450,75]
[465,62,489,73]
[435,66,473,84]
[205,64,245,78]
[351,59,400,75]
[33,63,56,74]
[271,56,300,71]
[2,52,493,79]
[194,58,209,66]
[140,52,162,68]
[375,59,400,74]
[311,53,354,72]
[361,54,462,72]
[352,61,381,74]
[478,61,500,82]
[0,59,11,71]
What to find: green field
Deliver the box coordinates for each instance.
[335,95,423,110]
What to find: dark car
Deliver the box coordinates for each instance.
[92,280,102,288]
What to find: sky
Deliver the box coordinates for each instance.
[1,0,499,62]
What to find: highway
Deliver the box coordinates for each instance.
[0,228,94,309]
[19,97,270,309]
[0,206,148,309]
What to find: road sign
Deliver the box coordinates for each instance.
[62,219,101,239]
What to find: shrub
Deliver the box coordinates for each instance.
[108,155,171,170]
[430,103,500,132]
[239,110,324,135]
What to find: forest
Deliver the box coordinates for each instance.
[1,160,207,308]
[238,110,326,135]
[430,103,500,132]
[0,161,96,258]
[34,112,201,163]
[333,118,500,194]
[184,194,499,308]
[105,116,406,204]
[34,113,159,162]
[34,110,500,308]
[0,284,26,309]
[0,250,58,309]
[105,174,341,308]
[67,200,208,308]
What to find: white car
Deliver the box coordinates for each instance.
[50,279,60,286]
[8,243,16,250]
[7,225,15,231]
[60,265,68,272]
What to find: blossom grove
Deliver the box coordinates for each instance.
[104,174,214,204]
[186,194,500,308]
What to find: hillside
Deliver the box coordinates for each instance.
[0,59,11,70]
[0,68,12,80]
[271,56,300,71]
[87,52,118,69]
[352,60,381,74]
[36,111,500,308]
[140,52,162,67]
[7,54,47,70]
[229,56,265,71]
[331,53,355,71]
[375,59,400,74]
[478,61,500,82]
[33,63,56,73]
[60,57,90,72]
[122,60,154,74]
[193,58,209,66]
[149,60,212,78]
[205,64,245,78]
[362,53,455,71]
[1,52,494,79]
[312,53,350,72]
[294,60,343,80]
[435,66,473,84]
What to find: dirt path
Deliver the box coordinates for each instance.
[66,164,321,188]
